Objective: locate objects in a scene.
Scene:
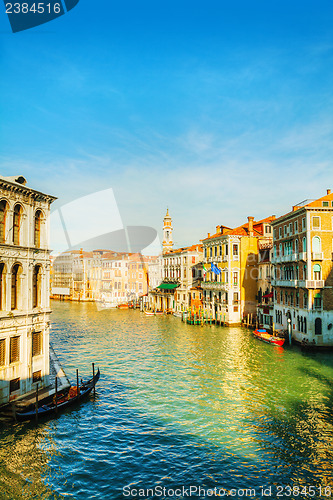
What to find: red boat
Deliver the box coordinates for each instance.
[254,329,285,347]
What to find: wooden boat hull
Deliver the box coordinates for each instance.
[16,369,100,422]
[254,329,285,347]
[144,311,155,316]
[117,304,129,309]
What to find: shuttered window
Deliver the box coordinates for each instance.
[10,336,20,363]
[32,331,42,357]
[13,205,22,245]
[11,264,20,310]
[0,339,5,366]
[0,263,4,311]
[312,216,321,229]
[34,210,41,247]
[0,200,7,243]
[32,266,41,308]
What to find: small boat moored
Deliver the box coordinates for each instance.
[254,329,285,347]
[15,368,100,422]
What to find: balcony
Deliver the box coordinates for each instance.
[271,279,298,287]
[222,255,228,262]
[299,252,307,261]
[272,279,325,289]
[312,252,323,261]
[202,281,228,291]
[304,280,324,289]
[282,253,298,262]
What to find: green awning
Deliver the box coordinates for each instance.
[157,283,179,289]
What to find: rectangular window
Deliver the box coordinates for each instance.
[312,216,321,229]
[10,336,20,363]
[302,218,306,230]
[233,244,239,257]
[323,201,329,207]
[33,370,42,383]
[314,295,322,309]
[304,292,308,308]
[279,227,282,238]
[294,221,298,233]
[0,339,5,366]
[10,378,20,393]
[289,222,293,234]
[284,226,287,236]
[32,332,42,357]
[233,272,238,286]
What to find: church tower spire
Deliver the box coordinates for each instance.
[162,208,173,254]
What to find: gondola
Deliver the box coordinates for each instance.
[15,368,100,422]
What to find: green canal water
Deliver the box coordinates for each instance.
[1,301,333,499]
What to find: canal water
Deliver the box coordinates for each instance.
[1,301,333,499]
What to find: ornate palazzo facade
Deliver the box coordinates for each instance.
[0,175,56,405]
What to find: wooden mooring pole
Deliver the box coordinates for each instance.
[55,377,58,416]
[35,383,39,424]
[76,369,80,397]
[92,363,96,397]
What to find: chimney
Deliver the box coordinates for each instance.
[207,233,210,238]
[216,225,221,234]
[248,216,254,237]
[327,189,331,195]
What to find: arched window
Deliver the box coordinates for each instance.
[304,317,307,333]
[0,263,4,310]
[11,264,22,310]
[34,210,42,247]
[315,318,322,335]
[0,200,8,243]
[312,236,321,253]
[295,239,299,254]
[13,205,22,245]
[32,265,41,308]
[302,237,307,252]
[313,264,321,280]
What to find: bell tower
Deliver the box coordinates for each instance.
[162,208,173,254]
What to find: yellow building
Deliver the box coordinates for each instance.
[202,216,275,325]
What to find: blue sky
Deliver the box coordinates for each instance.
[1,1,333,249]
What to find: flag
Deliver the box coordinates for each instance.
[202,263,208,274]
[211,263,222,275]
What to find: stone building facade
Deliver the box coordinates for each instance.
[271,190,333,345]
[0,175,56,405]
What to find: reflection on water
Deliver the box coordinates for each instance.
[1,301,333,499]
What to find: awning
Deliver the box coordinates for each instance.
[263,292,273,298]
[157,283,179,289]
